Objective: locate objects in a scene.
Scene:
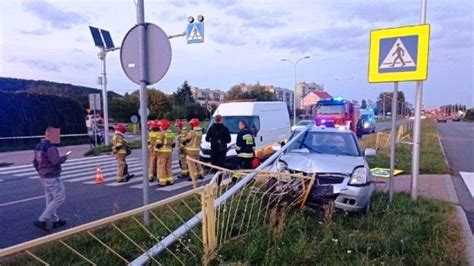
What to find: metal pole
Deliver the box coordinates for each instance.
[389,82,399,202]
[137,0,150,224]
[93,104,98,147]
[293,63,297,126]
[383,93,386,119]
[411,0,427,200]
[101,50,110,145]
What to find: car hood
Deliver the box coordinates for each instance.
[278,152,365,174]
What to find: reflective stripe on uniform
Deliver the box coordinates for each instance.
[238,152,254,158]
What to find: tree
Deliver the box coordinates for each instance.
[376,91,406,115]
[361,99,367,109]
[225,85,244,101]
[171,81,194,106]
[225,84,276,101]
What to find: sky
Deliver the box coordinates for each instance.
[0,0,472,108]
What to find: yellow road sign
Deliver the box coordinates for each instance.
[368,24,430,83]
[370,167,403,178]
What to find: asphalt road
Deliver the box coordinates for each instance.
[375,119,409,132]
[437,121,474,233]
[0,150,211,248]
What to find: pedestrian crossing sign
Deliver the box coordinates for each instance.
[368,24,430,83]
[186,22,204,44]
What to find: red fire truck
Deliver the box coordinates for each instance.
[314,98,359,132]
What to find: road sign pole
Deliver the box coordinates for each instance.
[137,0,150,225]
[411,0,428,200]
[101,50,110,145]
[93,104,98,147]
[389,81,399,203]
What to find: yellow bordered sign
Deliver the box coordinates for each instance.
[370,167,403,178]
[368,24,430,83]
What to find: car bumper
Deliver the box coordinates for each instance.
[307,183,374,212]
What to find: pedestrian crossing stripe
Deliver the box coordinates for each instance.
[0,155,211,192]
[459,171,474,198]
[379,38,416,69]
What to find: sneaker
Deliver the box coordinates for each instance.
[125,174,135,182]
[33,220,48,231]
[52,220,67,229]
[148,178,155,183]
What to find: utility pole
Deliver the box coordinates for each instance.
[411,0,428,200]
[383,93,386,119]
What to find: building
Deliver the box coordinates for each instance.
[301,91,332,109]
[295,82,324,109]
[237,83,294,110]
[191,87,226,106]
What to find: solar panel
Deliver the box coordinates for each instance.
[89,26,104,48]
[100,29,115,49]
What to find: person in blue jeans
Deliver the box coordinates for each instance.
[32,127,69,230]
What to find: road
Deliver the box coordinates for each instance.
[0,150,213,248]
[437,121,474,233]
[375,119,409,132]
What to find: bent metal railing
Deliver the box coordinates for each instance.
[0,128,310,265]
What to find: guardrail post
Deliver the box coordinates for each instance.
[201,183,217,265]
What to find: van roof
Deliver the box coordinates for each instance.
[213,101,287,116]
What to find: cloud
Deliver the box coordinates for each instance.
[20,28,51,36]
[22,59,61,72]
[207,0,235,9]
[22,0,87,30]
[212,33,247,46]
[225,7,288,29]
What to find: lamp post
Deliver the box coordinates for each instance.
[281,56,310,126]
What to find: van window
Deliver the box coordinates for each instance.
[208,116,260,134]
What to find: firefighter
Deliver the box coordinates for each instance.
[147,120,160,182]
[185,118,204,188]
[112,123,134,182]
[235,120,255,181]
[155,119,175,186]
[175,120,189,179]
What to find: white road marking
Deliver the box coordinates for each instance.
[0,195,45,207]
[460,171,474,198]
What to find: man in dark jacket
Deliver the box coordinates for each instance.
[32,127,69,230]
[236,120,256,170]
[205,115,231,169]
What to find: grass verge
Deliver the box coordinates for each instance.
[216,192,466,265]
[360,119,449,174]
[84,141,141,157]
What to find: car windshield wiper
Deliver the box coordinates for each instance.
[302,142,320,154]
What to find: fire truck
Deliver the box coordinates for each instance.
[314,98,359,132]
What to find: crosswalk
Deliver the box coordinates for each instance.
[460,172,474,198]
[0,155,212,192]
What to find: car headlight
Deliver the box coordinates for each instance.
[349,167,368,185]
[364,122,369,128]
[276,161,288,172]
[321,119,326,124]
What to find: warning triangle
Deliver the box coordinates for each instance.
[187,24,202,41]
[379,38,416,69]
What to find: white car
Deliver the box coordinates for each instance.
[291,120,315,131]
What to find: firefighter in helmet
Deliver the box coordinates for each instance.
[184,118,204,188]
[147,120,161,182]
[155,119,175,186]
[175,119,189,179]
[112,123,134,182]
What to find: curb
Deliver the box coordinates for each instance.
[445,175,460,205]
[455,205,474,265]
[435,127,450,171]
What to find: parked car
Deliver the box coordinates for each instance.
[436,116,447,123]
[269,126,375,212]
[452,116,461,122]
[200,102,291,166]
[360,109,376,134]
[291,119,315,131]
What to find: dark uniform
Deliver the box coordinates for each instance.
[205,123,231,168]
[236,128,255,170]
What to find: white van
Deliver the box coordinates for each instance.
[200,102,291,165]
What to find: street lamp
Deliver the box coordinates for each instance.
[281,55,311,126]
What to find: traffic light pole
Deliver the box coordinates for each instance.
[100,50,110,145]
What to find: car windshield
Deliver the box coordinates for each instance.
[286,131,360,156]
[361,114,373,122]
[208,115,260,134]
[317,104,345,115]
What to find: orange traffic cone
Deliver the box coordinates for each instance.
[95,166,105,184]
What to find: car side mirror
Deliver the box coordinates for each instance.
[272,145,281,152]
[364,148,376,157]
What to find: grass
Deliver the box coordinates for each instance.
[84,141,142,157]
[360,119,449,174]
[215,192,466,265]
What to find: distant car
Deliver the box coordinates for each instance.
[452,116,461,122]
[269,126,375,213]
[291,120,315,131]
[436,116,447,123]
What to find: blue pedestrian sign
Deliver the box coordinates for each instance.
[378,36,418,73]
[186,22,204,44]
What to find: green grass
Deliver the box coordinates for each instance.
[215,192,466,265]
[361,119,449,174]
[84,141,142,157]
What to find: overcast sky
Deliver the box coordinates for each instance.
[0,0,472,108]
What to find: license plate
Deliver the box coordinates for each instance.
[313,185,334,197]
